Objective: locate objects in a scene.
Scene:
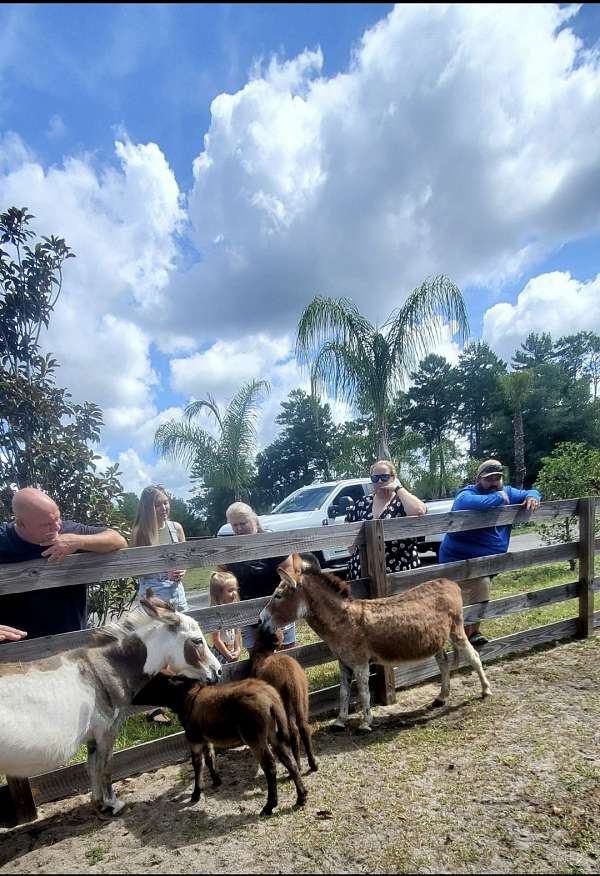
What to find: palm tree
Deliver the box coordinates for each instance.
[499,370,533,489]
[296,276,469,460]
[154,379,270,502]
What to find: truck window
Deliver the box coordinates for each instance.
[272,486,333,514]
[332,484,366,507]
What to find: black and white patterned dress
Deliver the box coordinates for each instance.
[345,493,421,580]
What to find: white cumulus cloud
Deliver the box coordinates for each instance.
[159,3,600,344]
[483,271,600,362]
[0,135,185,449]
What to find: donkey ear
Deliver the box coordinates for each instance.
[140,595,181,626]
[277,568,298,588]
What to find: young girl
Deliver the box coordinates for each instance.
[209,571,242,664]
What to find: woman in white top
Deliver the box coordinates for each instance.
[131,485,188,612]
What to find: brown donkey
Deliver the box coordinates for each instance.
[259,556,491,733]
[133,673,307,816]
[249,626,318,772]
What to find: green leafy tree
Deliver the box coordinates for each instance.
[405,354,458,497]
[154,380,269,533]
[490,330,593,485]
[534,442,600,568]
[0,207,132,623]
[499,370,534,489]
[120,492,140,526]
[253,389,336,510]
[512,332,554,371]
[168,495,209,538]
[328,416,378,479]
[295,275,469,460]
[0,207,125,524]
[454,342,507,458]
[412,437,467,500]
[554,331,600,400]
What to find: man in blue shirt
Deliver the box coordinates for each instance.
[439,459,541,648]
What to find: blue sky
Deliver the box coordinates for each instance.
[1,3,600,499]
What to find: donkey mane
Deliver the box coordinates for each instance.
[103,606,160,641]
[310,569,353,600]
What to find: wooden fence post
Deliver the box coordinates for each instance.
[577,496,595,638]
[364,519,396,706]
[5,777,37,826]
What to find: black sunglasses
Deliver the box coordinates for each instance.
[371,473,392,483]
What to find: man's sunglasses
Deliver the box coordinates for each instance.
[371,473,392,483]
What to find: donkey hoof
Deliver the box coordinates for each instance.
[482,687,492,698]
[190,791,202,804]
[329,722,346,733]
[95,800,125,818]
[356,723,372,734]
[432,697,447,708]
[260,806,274,817]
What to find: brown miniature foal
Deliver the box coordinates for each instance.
[249,625,318,772]
[259,555,491,733]
[133,673,307,816]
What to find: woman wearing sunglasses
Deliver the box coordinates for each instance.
[345,459,426,581]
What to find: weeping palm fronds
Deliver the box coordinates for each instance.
[154,380,270,501]
[296,276,468,459]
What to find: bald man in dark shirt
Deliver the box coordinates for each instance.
[0,487,127,639]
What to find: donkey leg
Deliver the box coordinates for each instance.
[87,740,102,808]
[451,632,492,698]
[203,742,222,788]
[190,744,205,803]
[433,649,451,706]
[271,738,308,809]
[253,744,278,817]
[288,718,302,769]
[299,722,318,772]
[88,720,126,816]
[355,664,373,733]
[332,662,353,731]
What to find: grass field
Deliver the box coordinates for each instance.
[182,566,215,593]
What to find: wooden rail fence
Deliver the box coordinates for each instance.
[1,497,599,825]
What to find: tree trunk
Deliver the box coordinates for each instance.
[438,440,447,497]
[513,406,526,489]
[376,417,391,461]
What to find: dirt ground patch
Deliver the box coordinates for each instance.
[1,634,599,874]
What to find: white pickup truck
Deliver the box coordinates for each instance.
[217,479,453,567]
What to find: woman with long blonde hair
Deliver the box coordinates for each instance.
[131,485,188,612]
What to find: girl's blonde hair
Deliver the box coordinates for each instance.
[130,485,169,547]
[209,571,240,606]
[225,501,264,533]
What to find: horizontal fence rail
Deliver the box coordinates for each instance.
[1,496,598,825]
[0,498,595,598]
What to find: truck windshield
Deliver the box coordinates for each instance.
[271,486,333,514]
